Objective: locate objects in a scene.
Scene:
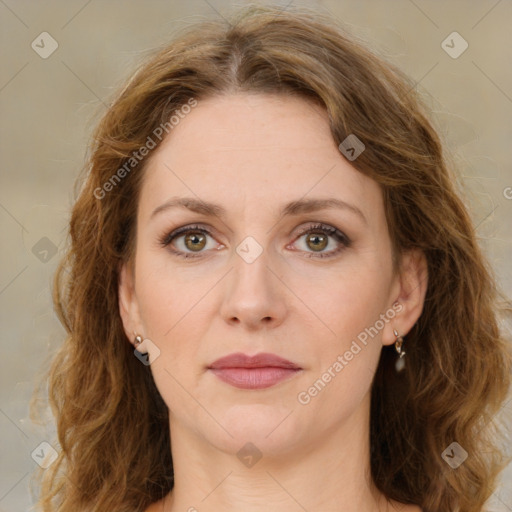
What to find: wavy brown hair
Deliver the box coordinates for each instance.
[30,4,512,512]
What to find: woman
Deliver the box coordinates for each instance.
[32,4,511,512]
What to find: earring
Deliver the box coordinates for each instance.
[393,329,406,372]
[134,333,143,346]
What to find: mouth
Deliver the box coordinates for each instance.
[207,352,302,390]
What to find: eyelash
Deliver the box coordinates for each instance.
[158,223,351,260]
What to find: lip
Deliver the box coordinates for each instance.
[209,352,301,370]
[208,352,302,390]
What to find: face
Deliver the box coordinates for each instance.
[119,92,424,457]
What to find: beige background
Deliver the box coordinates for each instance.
[0,0,511,510]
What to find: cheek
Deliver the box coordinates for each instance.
[295,259,391,407]
[134,258,211,414]
[298,261,391,344]
[135,251,210,337]
[296,274,386,420]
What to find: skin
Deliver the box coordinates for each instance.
[119,93,427,512]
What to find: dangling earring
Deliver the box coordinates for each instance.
[393,329,406,372]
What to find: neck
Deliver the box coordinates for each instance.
[163,391,388,512]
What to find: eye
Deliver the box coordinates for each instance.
[159,222,351,260]
[291,223,351,259]
[159,224,220,259]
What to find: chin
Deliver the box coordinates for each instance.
[206,402,306,456]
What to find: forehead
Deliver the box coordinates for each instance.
[138,93,380,221]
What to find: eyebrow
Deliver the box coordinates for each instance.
[150,197,367,224]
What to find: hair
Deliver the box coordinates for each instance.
[30,4,512,512]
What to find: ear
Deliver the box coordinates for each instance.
[118,260,144,348]
[382,248,428,346]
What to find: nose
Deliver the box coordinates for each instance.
[219,244,288,331]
